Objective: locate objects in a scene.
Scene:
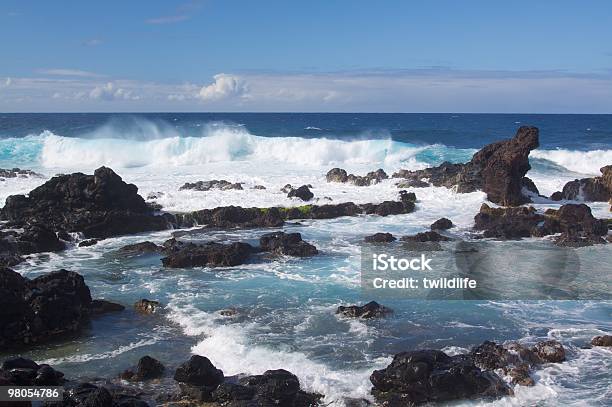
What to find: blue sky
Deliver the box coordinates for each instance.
[1,0,611,112]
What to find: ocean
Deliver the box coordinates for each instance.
[0,113,610,406]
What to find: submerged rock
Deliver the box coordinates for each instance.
[370,349,512,405]
[393,126,540,206]
[336,301,393,319]
[1,166,169,239]
[89,299,125,315]
[0,167,42,178]
[134,299,161,314]
[364,232,396,243]
[179,179,244,191]
[259,231,318,256]
[326,168,388,186]
[117,241,163,255]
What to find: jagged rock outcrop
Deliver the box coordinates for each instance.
[431,217,453,230]
[161,239,254,268]
[0,268,116,348]
[326,168,388,186]
[370,350,512,405]
[550,165,612,202]
[179,180,243,191]
[393,126,540,206]
[120,356,165,381]
[1,166,169,239]
[259,232,318,256]
[364,232,396,243]
[287,185,314,201]
[176,192,417,228]
[474,203,608,246]
[336,301,392,319]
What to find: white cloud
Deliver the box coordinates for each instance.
[39,69,104,78]
[89,82,139,101]
[197,74,248,101]
[4,77,11,87]
[146,15,189,24]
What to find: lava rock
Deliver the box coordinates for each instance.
[431,217,453,230]
[161,241,254,268]
[134,299,160,314]
[1,166,169,238]
[117,241,163,255]
[287,185,314,201]
[174,355,224,387]
[336,301,392,319]
[78,239,99,247]
[0,268,94,348]
[591,335,612,347]
[89,299,125,315]
[393,126,540,206]
[364,232,396,243]
[179,180,244,191]
[550,165,612,202]
[532,340,566,363]
[370,350,511,405]
[326,168,388,186]
[259,232,318,256]
[401,231,451,242]
[120,356,165,381]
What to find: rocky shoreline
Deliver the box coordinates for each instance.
[0,125,610,406]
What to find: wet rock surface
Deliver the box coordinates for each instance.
[364,232,396,243]
[134,299,161,314]
[550,165,612,202]
[1,166,169,239]
[326,168,388,186]
[0,167,42,179]
[393,126,540,206]
[401,231,451,242]
[0,268,118,348]
[120,356,165,382]
[287,185,314,201]
[474,203,608,246]
[591,335,612,347]
[370,349,512,405]
[179,180,244,191]
[259,231,318,257]
[336,301,393,319]
[161,239,254,268]
[430,217,453,230]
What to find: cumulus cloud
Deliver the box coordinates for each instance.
[197,74,248,101]
[89,82,139,101]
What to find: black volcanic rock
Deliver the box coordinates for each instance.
[174,355,224,387]
[1,166,168,238]
[393,126,540,206]
[120,356,165,381]
[161,240,254,268]
[401,231,451,242]
[287,185,314,201]
[326,168,388,186]
[336,301,392,319]
[364,232,396,243]
[591,335,612,347]
[550,165,612,202]
[259,232,318,257]
[180,179,244,191]
[0,268,105,348]
[430,217,453,230]
[370,349,511,405]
